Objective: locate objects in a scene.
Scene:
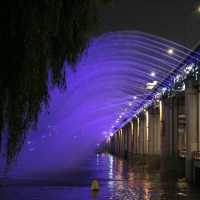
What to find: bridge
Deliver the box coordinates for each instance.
[104,43,200,183]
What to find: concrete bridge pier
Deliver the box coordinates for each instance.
[185,79,198,182]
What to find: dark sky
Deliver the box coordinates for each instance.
[98,0,200,48]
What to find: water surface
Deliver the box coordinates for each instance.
[0,154,200,200]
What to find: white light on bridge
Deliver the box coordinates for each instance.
[133,96,137,100]
[150,71,156,77]
[128,102,133,106]
[167,48,174,55]
[146,80,158,90]
[162,87,167,93]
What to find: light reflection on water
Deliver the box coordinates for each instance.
[0,154,200,200]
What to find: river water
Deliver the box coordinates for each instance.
[0,154,200,200]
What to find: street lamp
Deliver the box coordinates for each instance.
[150,71,156,77]
[197,5,200,13]
[167,48,174,55]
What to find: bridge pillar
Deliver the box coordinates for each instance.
[148,106,160,155]
[128,122,133,156]
[136,117,139,154]
[185,79,198,181]
[121,128,125,157]
[160,98,174,157]
[172,97,178,157]
[155,107,161,154]
[198,79,200,151]
[139,114,145,155]
[144,111,149,154]
[132,119,137,154]
[148,108,155,155]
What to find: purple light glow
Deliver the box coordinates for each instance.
[4,31,199,179]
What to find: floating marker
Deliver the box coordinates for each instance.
[91,179,100,191]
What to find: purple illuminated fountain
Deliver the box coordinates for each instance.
[2,31,199,179]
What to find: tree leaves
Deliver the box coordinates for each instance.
[0,0,101,163]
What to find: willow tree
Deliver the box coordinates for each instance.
[0,0,109,163]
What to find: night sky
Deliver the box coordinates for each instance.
[98,0,200,48]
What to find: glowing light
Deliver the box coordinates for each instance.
[146,80,158,90]
[198,6,200,13]
[137,117,140,137]
[182,83,186,91]
[159,100,163,121]
[150,71,156,77]
[162,87,167,93]
[145,111,149,153]
[167,48,174,55]
[184,64,194,74]
[133,96,137,100]
[128,102,133,106]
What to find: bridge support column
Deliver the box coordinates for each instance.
[148,108,155,155]
[133,119,137,154]
[155,107,161,155]
[139,115,145,155]
[160,98,173,158]
[128,122,133,156]
[198,80,200,151]
[124,126,128,159]
[144,111,149,154]
[136,117,139,154]
[185,80,198,182]
[171,97,179,157]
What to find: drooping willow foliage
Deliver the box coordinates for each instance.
[0,0,108,163]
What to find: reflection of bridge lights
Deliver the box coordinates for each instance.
[108,155,114,179]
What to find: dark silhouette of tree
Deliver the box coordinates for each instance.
[0,0,109,163]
